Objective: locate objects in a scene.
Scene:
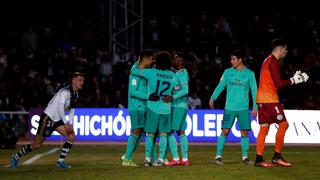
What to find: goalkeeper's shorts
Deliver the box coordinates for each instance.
[257,103,287,124]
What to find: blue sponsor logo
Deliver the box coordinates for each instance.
[29,108,258,142]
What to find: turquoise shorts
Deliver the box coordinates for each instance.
[171,107,187,131]
[222,109,251,130]
[145,109,171,133]
[129,110,146,129]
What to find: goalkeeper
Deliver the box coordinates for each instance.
[255,39,309,167]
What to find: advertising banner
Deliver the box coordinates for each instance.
[28,108,320,143]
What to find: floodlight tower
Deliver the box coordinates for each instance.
[107,0,144,55]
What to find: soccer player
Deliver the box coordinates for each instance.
[122,50,155,166]
[131,51,180,166]
[255,39,309,167]
[209,50,258,165]
[11,72,85,169]
[165,51,190,166]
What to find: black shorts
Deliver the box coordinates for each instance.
[36,113,64,137]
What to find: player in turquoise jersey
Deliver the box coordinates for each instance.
[122,50,155,166]
[209,50,257,165]
[131,51,180,166]
[165,51,190,166]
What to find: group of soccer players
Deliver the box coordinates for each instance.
[10,38,309,169]
[122,50,190,167]
[122,38,310,168]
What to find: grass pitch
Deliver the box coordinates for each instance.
[0,144,319,179]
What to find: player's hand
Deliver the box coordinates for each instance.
[251,110,258,117]
[162,95,173,103]
[301,72,309,82]
[209,99,214,109]
[149,93,160,101]
[290,70,303,84]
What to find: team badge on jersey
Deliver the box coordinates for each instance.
[132,79,137,86]
[174,85,180,91]
[277,114,284,121]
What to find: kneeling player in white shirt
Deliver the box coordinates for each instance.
[10,72,85,169]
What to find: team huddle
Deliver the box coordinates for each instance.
[10,38,309,169]
[123,50,189,166]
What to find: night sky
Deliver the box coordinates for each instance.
[0,0,318,45]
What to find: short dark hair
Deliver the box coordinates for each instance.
[271,38,287,50]
[155,51,172,70]
[71,72,85,78]
[175,51,187,60]
[230,49,244,60]
[139,49,153,61]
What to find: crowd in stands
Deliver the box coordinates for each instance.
[0,14,319,118]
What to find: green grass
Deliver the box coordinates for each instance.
[1,144,319,179]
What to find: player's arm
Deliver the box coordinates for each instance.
[172,75,189,100]
[130,66,152,80]
[131,61,139,70]
[249,71,258,111]
[210,70,227,101]
[68,108,75,124]
[130,90,148,100]
[162,77,180,103]
[129,78,148,100]
[131,68,159,101]
[129,62,151,100]
[249,71,258,116]
[129,61,139,75]
[269,60,291,88]
[172,83,188,100]
[209,71,227,109]
[58,90,69,123]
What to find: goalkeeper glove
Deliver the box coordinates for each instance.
[301,72,309,82]
[290,70,303,84]
[149,93,160,101]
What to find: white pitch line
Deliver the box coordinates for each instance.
[23,148,59,165]
[3,148,59,168]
